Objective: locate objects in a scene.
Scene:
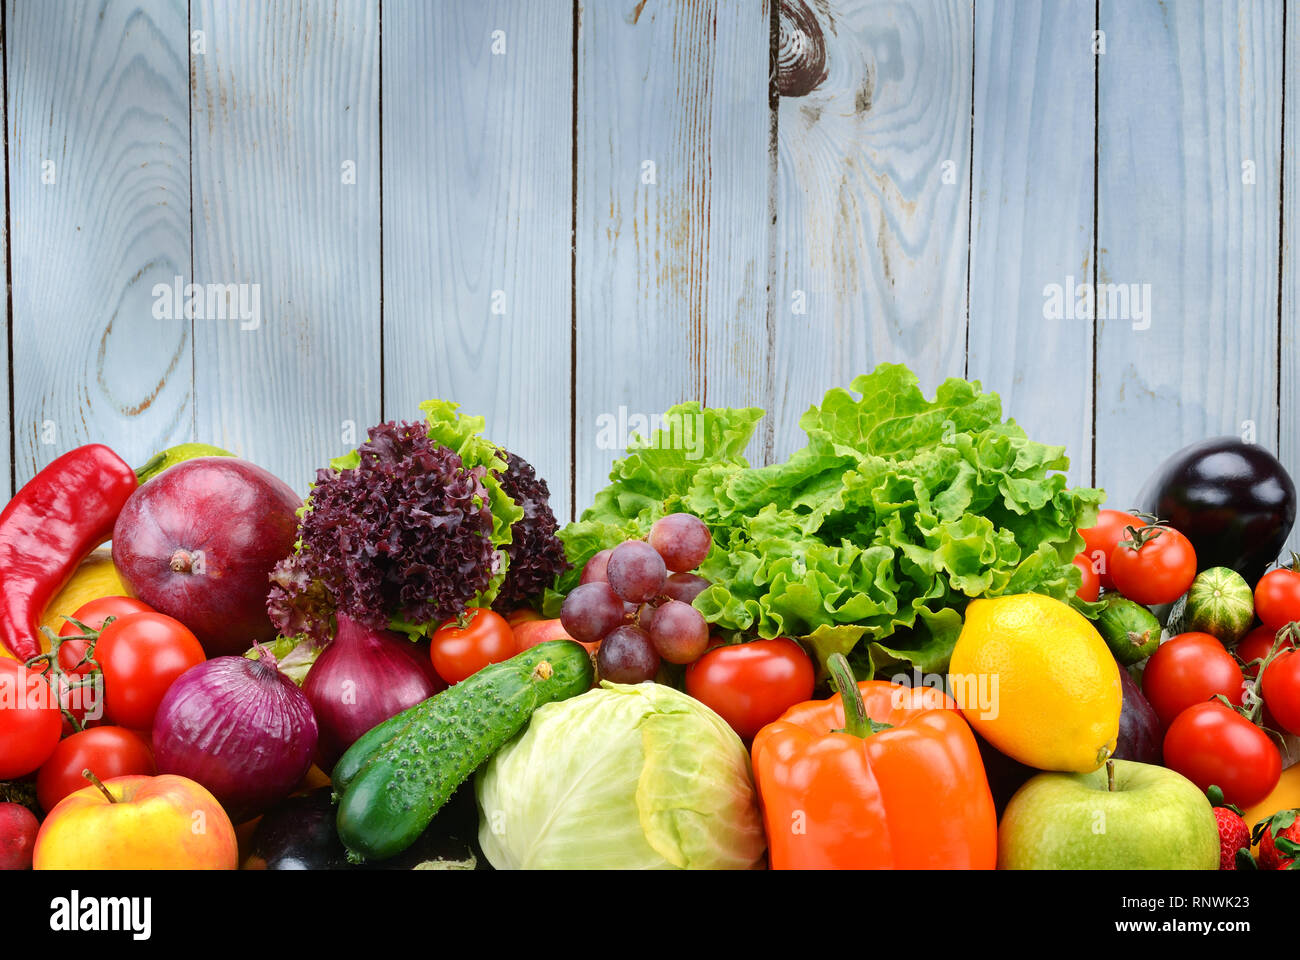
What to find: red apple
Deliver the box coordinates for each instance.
[33,774,237,870]
[112,458,301,656]
[0,803,40,870]
[513,618,598,656]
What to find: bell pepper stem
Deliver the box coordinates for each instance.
[827,652,871,739]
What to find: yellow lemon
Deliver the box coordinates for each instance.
[949,593,1121,773]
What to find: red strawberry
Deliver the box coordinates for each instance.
[1253,809,1300,870]
[1214,806,1251,870]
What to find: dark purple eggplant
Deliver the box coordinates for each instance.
[1137,437,1295,585]
[972,730,1036,818]
[243,783,488,870]
[1113,666,1162,765]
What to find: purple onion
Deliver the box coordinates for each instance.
[152,653,318,824]
[302,614,440,772]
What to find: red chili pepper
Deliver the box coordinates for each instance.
[0,445,139,660]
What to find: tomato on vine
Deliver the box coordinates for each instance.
[1071,554,1101,602]
[1255,565,1300,633]
[56,596,154,676]
[0,659,62,779]
[1078,510,1143,590]
[1109,522,1196,606]
[1163,701,1281,808]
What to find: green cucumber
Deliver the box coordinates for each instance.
[1094,594,1162,665]
[334,640,593,862]
[1183,566,1255,645]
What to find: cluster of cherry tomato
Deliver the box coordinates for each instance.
[1073,509,1198,605]
[0,597,204,815]
[1076,509,1300,809]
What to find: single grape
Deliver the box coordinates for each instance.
[560,582,626,643]
[597,625,660,683]
[648,513,712,572]
[580,548,613,585]
[606,540,667,603]
[636,602,658,632]
[662,572,709,605]
[648,600,710,664]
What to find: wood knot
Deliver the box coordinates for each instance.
[777,0,829,98]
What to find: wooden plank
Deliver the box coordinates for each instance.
[383,0,574,519]
[966,0,1095,487]
[698,0,772,456]
[7,0,190,484]
[575,0,771,512]
[190,0,381,494]
[1284,0,1300,562]
[771,0,973,461]
[1095,0,1282,509]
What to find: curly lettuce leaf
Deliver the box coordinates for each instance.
[559,365,1105,676]
[419,399,524,612]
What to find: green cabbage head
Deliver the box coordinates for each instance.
[476,681,766,869]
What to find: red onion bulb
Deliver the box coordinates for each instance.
[303,614,441,771]
[152,652,318,823]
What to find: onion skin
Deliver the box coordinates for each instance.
[152,656,318,824]
[303,615,440,772]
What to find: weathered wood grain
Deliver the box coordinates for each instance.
[771,0,973,461]
[574,0,771,513]
[190,0,381,494]
[382,0,574,519]
[698,0,771,460]
[1283,0,1300,562]
[967,0,1095,487]
[7,0,191,484]
[1095,0,1282,509]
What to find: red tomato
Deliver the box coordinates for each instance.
[1109,527,1196,606]
[96,612,206,730]
[684,637,815,740]
[1255,568,1300,633]
[1163,701,1281,808]
[1141,632,1244,728]
[1072,554,1101,602]
[0,659,63,779]
[56,596,155,676]
[1078,510,1143,590]
[36,726,155,813]
[430,608,516,684]
[1261,648,1300,736]
[1236,624,1294,679]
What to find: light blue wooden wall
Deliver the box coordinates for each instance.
[3,0,1297,559]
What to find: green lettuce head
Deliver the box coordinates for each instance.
[475,682,766,870]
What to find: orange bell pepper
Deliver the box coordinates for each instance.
[751,654,998,869]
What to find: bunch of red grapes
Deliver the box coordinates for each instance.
[561,513,714,683]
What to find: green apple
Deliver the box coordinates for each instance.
[998,758,1218,869]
